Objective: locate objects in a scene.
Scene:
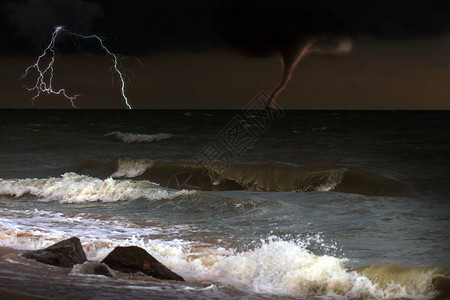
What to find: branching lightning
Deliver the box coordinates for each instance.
[21,26,133,109]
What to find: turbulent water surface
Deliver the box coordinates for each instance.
[0,109,449,299]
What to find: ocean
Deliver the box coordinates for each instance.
[0,109,449,299]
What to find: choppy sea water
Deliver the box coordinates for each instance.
[0,109,449,299]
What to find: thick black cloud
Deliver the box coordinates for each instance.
[213,0,450,57]
[318,0,450,38]
[2,0,450,56]
[4,0,103,52]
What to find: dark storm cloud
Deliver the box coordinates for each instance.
[213,0,450,57]
[3,0,450,56]
[210,0,450,108]
[5,0,103,49]
[1,0,449,109]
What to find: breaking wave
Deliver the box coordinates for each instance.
[75,158,410,196]
[201,162,410,196]
[0,173,193,203]
[106,131,173,143]
[1,215,447,300]
[356,264,450,300]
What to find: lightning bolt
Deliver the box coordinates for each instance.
[21,26,133,109]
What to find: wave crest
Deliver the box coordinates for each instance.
[0,173,193,203]
[112,158,154,178]
[97,159,410,196]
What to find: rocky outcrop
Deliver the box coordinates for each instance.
[21,238,183,282]
[101,246,184,281]
[22,237,87,268]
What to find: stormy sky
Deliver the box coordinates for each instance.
[1,0,450,109]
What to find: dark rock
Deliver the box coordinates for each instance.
[73,262,113,277]
[101,246,184,281]
[22,237,87,268]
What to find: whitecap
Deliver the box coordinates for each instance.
[106,131,173,143]
[0,173,193,203]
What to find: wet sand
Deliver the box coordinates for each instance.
[0,247,46,299]
[0,289,45,300]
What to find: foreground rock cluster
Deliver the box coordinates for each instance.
[21,237,184,281]
[22,237,87,268]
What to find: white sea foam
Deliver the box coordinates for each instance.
[111,158,154,178]
[106,131,173,143]
[0,208,437,299]
[0,208,195,257]
[101,238,438,299]
[0,173,193,203]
